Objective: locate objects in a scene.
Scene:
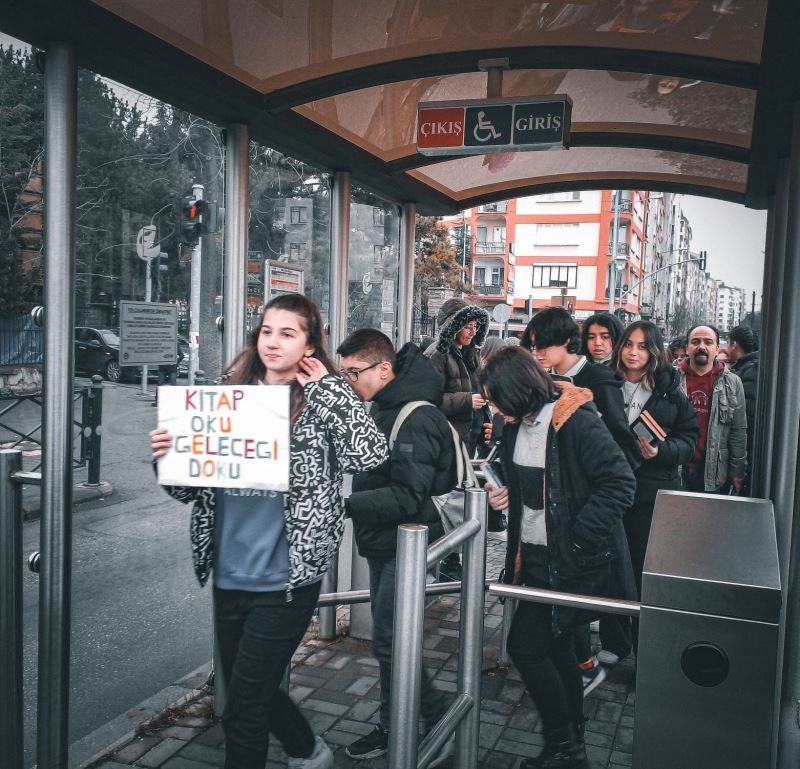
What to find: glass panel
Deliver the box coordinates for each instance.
[246,150,331,332]
[95,1,767,92]
[296,70,755,158]
[347,186,400,343]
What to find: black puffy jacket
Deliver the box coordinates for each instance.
[573,359,642,471]
[731,350,759,455]
[500,388,636,635]
[629,366,699,513]
[347,343,455,559]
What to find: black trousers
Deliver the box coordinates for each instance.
[507,573,583,731]
[213,581,321,769]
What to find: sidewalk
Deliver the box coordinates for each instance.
[82,535,636,769]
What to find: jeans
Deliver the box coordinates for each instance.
[507,580,583,731]
[367,556,446,730]
[213,581,321,769]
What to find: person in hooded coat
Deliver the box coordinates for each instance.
[337,329,455,766]
[425,297,492,455]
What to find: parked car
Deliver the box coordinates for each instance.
[75,327,129,382]
[177,335,190,378]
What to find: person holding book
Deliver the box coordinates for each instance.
[611,321,699,602]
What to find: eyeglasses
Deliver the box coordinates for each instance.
[461,323,478,333]
[340,360,383,382]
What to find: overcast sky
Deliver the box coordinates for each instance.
[679,195,767,308]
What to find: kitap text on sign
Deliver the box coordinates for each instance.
[157,385,291,490]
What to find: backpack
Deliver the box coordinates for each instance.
[388,400,478,534]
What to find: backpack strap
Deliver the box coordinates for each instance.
[388,401,436,449]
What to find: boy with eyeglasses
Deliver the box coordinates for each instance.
[337,329,455,766]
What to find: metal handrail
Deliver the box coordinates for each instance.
[489,583,641,616]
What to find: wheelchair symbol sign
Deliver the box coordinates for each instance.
[464,105,512,148]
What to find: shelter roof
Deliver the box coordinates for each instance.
[2,1,798,212]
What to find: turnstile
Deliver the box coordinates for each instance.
[635,491,781,769]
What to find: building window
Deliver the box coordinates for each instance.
[373,244,387,263]
[474,267,486,285]
[538,191,581,202]
[535,223,579,245]
[532,265,577,288]
[373,207,385,226]
[289,242,307,260]
[290,206,307,225]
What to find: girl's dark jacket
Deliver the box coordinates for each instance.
[500,387,637,635]
[629,366,699,512]
[160,375,388,591]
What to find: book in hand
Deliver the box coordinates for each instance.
[631,409,668,445]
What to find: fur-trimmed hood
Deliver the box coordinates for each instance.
[433,301,490,354]
[552,384,594,432]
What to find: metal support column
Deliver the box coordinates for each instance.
[188,183,204,385]
[0,450,23,769]
[608,191,621,313]
[453,488,487,769]
[39,42,77,769]
[328,171,351,352]
[753,159,789,498]
[397,202,416,346]
[318,558,339,640]
[776,103,800,769]
[222,124,249,367]
[388,525,428,769]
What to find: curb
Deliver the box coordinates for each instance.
[23,480,114,521]
[72,662,212,769]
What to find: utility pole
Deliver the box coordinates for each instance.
[188,183,203,386]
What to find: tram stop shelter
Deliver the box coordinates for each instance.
[2,2,800,768]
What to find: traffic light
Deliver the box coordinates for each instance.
[180,196,208,245]
[158,251,169,272]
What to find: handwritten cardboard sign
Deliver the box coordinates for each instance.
[157,385,290,491]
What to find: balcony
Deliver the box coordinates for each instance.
[477,202,507,213]
[474,240,506,255]
[475,284,504,296]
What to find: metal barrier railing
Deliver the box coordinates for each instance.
[0,449,33,769]
[388,488,487,769]
[0,376,104,481]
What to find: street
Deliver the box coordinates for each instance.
[13,380,213,768]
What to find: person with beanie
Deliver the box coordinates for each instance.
[425,297,491,579]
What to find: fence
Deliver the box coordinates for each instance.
[0,315,43,365]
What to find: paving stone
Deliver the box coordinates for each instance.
[95,762,134,769]
[325,653,352,670]
[586,743,612,766]
[507,708,537,731]
[610,749,634,766]
[585,728,614,748]
[586,719,617,737]
[161,726,203,741]
[476,750,518,768]
[348,699,380,722]
[177,742,226,765]
[299,710,338,733]
[478,721,504,750]
[332,719,377,736]
[173,717,211,728]
[112,735,161,763]
[193,722,225,747]
[614,726,635,752]
[345,676,378,696]
[309,687,356,706]
[289,685,314,703]
[160,759,215,769]
[502,727,544,747]
[498,682,526,704]
[137,738,188,768]
[594,700,624,723]
[479,709,508,726]
[494,737,543,759]
[302,698,350,716]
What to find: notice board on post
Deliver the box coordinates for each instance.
[119,301,178,367]
[156,385,291,491]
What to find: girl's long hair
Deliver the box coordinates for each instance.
[225,294,336,423]
[479,346,555,421]
[611,320,666,390]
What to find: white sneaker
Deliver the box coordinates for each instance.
[287,736,334,769]
[597,649,621,666]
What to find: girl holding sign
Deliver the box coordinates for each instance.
[151,293,387,769]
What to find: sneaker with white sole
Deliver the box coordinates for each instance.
[346,724,388,760]
[581,659,607,697]
[287,736,334,769]
[597,649,621,666]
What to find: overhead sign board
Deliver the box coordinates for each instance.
[119,301,178,366]
[265,260,304,300]
[417,96,572,157]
